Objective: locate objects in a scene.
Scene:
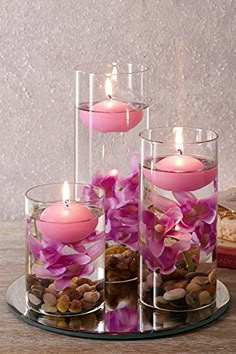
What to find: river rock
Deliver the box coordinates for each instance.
[198,291,212,306]
[163,288,186,301]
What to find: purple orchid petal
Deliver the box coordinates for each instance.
[142,210,159,227]
[54,277,72,291]
[27,235,42,259]
[150,192,178,212]
[173,191,197,205]
[147,234,165,258]
[32,264,55,278]
[161,207,183,232]
[87,239,104,261]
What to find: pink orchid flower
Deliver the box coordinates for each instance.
[27,231,104,291]
[150,191,217,232]
[140,208,191,274]
[92,153,139,250]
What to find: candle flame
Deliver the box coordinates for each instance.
[111,65,118,82]
[173,127,183,152]
[108,169,119,177]
[105,78,112,98]
[62,181,70,206]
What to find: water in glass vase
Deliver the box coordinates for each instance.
[76,103,149,283]
[139,157,217,311]
[26,206,105,316]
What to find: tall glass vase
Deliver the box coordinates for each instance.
[139,127,218,311]
[75,62,150,282]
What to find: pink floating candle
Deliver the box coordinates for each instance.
[80,78,143,133]
[37,182,98,243]
[143,155,217,192]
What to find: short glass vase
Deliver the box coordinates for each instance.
[25,182,105,316]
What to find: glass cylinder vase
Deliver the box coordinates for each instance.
[25,182,105,316]
[75,62,150,282]
[139,127,218,311]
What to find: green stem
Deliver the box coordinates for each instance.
[183,251,195,272]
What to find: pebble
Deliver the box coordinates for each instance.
[83,291,100,304]
[204,283,216,296]
[156,296,168,305]
[69,299,82,313]
[186,282,202,293]
[185,292,199,307]
[95,281,104,292]
[129,258,138,273]
[28,293,41,306]
[173,280,188,289]
[43,292,57,306]
[45,286,58,297]
[56,295,70,313]
[185,272,207,280]
[41,304,57,313]
[191,276,209,286]
[81,299,94,310]
[208,270,216,285]
[198,291,212,306]
[105,245,138,281]
[76,284,91,296]
[31,284,44,299]
[162,280,176,291]
[76,277,93,286]
[26,274,40,289]
[163,288,186,301]
[62,288,81,301]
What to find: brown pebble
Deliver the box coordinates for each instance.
[43,292,57,306]
[162,280,176,291]
[116,262,129,270]
[26,274,40,289]
[76,277,93,286]
[105,245,127,255]
[156,296,168,305]
[204,283,216,296]
[40,279,52,288]
[83,291,100,304]
[76,284,92,296]
[69,299,82,313]
[191,276,209,286]
[95,281,104,292]
[198,291,212,306]
[208,270,217,285]
[185,292,199,307]
[56,295,70,313]
[62,288,81,301]
[129,258,138,274]
[31,284,44,299]
[81,299,94,310]
[186,282,202,293]
[173,280,188,289]
[185,272,208,280]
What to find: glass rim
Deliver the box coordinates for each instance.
[25,182,104,204]
[139,126,219,145]
[75,62,149,76]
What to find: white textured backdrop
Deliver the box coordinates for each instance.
[0,0,235,219]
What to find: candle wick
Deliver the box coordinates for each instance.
[107,94,112,99]
[64,200,69,208]
[177,149,183,155]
